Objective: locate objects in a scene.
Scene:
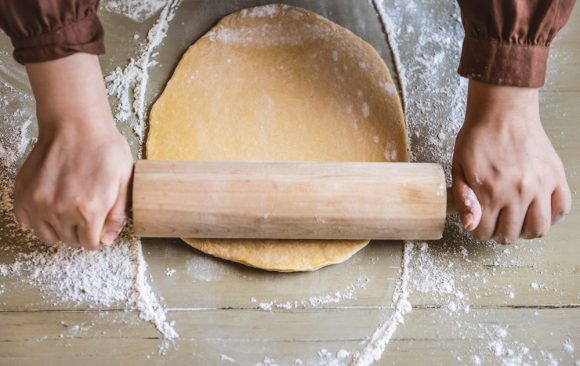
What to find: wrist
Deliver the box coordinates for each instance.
[26,53,115,135]
[464,80,540,128]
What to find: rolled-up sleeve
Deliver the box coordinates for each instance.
[458,0,576,88]
[0,0,104,64]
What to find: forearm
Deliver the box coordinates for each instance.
[25,53,115,135]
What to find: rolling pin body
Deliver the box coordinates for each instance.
[132,161,447,240]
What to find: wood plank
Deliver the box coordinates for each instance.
[0,240,403,311]
[0,308,577,365]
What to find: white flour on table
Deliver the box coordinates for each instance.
[0,164,177,340]
[0,1,575,364]
[352,0,576,365]
[254,275,369,312]
[106,0,181,144]
[102,0,168,23]
[0,0,182,342]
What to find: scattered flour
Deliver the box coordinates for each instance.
[186,255,230,282]
[256,276,369,311]
[221,353,236,363]
[102,0,167,23]
[106,0,181,143]
[0,241,134,306]
[352,242,413,365]
[208,5,336,47]
[0,1,574,365]
[0,0,182,342]
[563,339,575,353]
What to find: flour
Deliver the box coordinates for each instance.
[0,174,177,337]
[351,242,413,365]
[0,240,133,306]
[186,255,231,282]
[106,0,181,143]
[102,0,167,23]
[0,0,182,341]
[0,1,574,363]
[256,276,368,311]
[350,0,565,364]
[209,23,333,47]
[208,5,335,47]
[221,354,236,363]
[241,4,285,19]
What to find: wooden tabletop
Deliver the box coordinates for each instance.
[0,1,578,365]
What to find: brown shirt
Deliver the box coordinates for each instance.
[0,0,103,64]
[0,0,576,87]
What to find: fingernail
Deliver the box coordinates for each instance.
[553,212,568,225]
[463,213,475,231]
[101,231,119,246]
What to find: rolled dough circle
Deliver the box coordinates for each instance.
[146,4,408,272]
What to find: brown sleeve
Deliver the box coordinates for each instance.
[0,0,105,64]
[457,0,576,88]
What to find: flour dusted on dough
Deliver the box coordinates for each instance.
[146,4,408,272]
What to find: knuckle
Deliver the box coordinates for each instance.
[465,171,483,187]
[77,200,101,221]
[31,189,49,207]
[515,178,533,198]
[52,202,68,217]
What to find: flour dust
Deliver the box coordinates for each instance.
[0,0,182,343]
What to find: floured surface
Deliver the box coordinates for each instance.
[146,4,408,272]
[0,0,578,365]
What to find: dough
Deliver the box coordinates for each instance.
[146,4,408,272]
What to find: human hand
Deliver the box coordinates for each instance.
[452,80,571,244]
[13,54,133,250]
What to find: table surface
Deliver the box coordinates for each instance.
[0,1,578,365]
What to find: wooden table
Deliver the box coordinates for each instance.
[0,1,578,365]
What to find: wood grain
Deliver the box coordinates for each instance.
[133,161,447,240]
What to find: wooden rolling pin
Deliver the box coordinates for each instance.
[132,160,452,240]
[133,160,454,240]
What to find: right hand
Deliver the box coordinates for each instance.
[13,53,134,250]
[452,80,571,244]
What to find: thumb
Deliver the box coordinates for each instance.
[452,166,482,232]
[100,183,129,246]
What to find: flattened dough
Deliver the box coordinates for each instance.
[146,4,408,272]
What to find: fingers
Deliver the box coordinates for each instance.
[100,183,129,246]
[14,200,60,246]
[77,215,106,251]
[14,207,31,229]
[32,220,60,246]
[522,198,551,240]
[49,222,81,248]
[551,185,572,225]
[494,206,526,244]
[452,166,482,232]
[471,204,501,241]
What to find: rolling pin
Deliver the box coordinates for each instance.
[132,160,453,240]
